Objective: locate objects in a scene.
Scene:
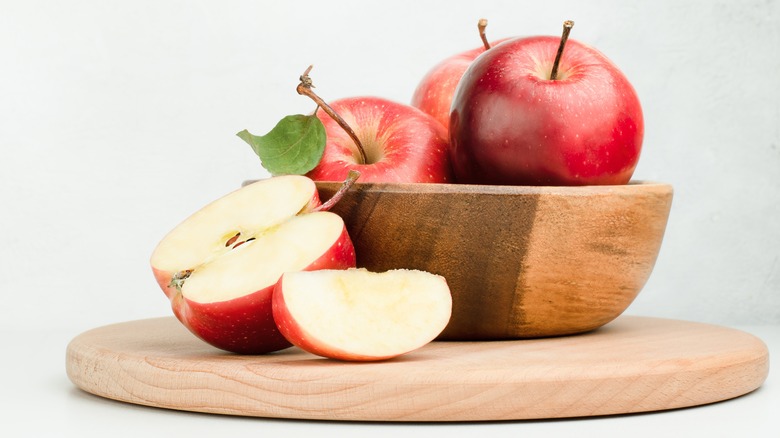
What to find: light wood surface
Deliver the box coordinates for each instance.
[315,181,673,340]
[66,315,768,422]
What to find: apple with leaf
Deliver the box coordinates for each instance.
[238,66,453,183]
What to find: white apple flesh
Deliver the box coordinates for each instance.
[273,268,452,361]
[150,175,356,354]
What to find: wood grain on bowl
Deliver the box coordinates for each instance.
[315,181,673,340]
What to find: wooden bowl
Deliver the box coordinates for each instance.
[315,181,673,341]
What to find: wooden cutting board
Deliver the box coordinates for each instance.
[66,316,769,422]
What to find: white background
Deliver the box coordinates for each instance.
[1,0,778,337]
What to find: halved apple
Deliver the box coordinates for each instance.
[273,268,452,361]
[150,175,356,354]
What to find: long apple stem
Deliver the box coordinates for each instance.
[550,20,574,81]
[478,18,491,50]
[296,66,368,165]
[313,170,361,212]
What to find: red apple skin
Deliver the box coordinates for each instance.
[411,39,509,131]
[449,36,643,186]
[305,97,454,184]
[152,224,356,354]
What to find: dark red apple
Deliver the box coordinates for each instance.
[449,21,643,186]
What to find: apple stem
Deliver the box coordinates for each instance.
[550,20,574,81]
[478,18,491,50]
[296,66,369,165]
[313,170,361,213]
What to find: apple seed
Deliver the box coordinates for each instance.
[232,237,256,249]
[225,232,241,247]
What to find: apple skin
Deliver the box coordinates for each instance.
[449,36,644,186]
[151,229,356,355]
[411,38,509,131]
[153,269,291,354]
[305,97,454,184]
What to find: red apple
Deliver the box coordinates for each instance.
[412,20,508,131]
[150,175,356,354]
[449,22,643,186]
[273,268,452,361]
[304,96,454,183]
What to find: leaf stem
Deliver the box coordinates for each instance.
[550,20,574,81]
[296,66,368,165]
[478,18,491,50]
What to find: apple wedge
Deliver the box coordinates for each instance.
[273,268,452,361]
[150,175,356,354]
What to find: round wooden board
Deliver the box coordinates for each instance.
[66,316,769,422]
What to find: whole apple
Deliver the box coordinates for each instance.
[449,23,643,186]
[412,19,508,131]
[240,66,453,184]
[305,96,454,183]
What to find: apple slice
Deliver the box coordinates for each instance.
[150,175,356,354]
[273,268,452,361]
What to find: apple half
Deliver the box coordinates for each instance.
[273,268,452,361]
[150,175,356,354]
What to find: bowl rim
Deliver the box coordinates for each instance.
[244,179,672,194]
[310,180,673,196]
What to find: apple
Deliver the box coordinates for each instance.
[303,96,454,183]
[449,21,644,186]
[150,174,357,354]
[240,67,453,184]
[273,268,452,361]
[412,19,508,131]
[287,68,453,184]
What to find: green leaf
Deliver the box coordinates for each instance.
[237,114,326,176]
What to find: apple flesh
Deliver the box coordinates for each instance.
[150,175,356,354]
[304,96,454,183]
[273,268,452,361]
[411,38,508,131]
[449,35,643,186]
